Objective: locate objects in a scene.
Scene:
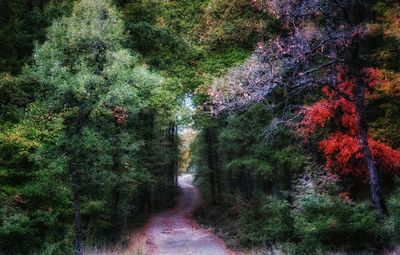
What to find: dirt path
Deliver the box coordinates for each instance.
[144,174,238,255]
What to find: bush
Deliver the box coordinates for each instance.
[237,196,293,246]
[378,187,400,246]
[293,194,378,253]
[0,212,34,252]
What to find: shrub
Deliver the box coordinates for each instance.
[378,187,400,246]
[0,212,34,252]
[237,196,293,246]
[293,194,378,253]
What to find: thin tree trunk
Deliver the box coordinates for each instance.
[354,73,387,216]
[142,111,154,210]
[347,13,388,214]
[112,120,122,233]
[214,151,222,194]
[71,164,83,255]
[169,124,177,187]
[70,107,89,255]
[358,124,387,215]
[355,80,387,215]
[205,128,216,199]
[172,124,178,186]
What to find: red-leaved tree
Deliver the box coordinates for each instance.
[298,67,400,182]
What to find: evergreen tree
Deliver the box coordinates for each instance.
[31,0,159,253]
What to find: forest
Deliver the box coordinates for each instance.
[0,0,399,254]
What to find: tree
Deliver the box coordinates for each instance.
[209,0,397,215]
[297,67,400,187]
[194,0,273,49]
[31,0,157,253]
[0,0,72,74]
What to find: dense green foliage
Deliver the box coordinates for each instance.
[0,0,73,74]
[1,1,180,254]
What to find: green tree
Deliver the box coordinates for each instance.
[31,0,159,253]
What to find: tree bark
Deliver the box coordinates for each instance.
[205,128,216,199]
[70,107,89,255]
[348,15,387,214]
[354,78,388,216]
[168,124,177,187]
[71,163,83,255]
[111,121,122,235]
[175,125,179,186]
[215,151,222,194]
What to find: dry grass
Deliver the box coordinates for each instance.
[122,232,146,255]
[84,231,146,255]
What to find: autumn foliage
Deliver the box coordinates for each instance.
[298,67,400,178]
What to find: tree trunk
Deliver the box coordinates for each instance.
[341,0,387,216]
[354,72,388,216]
[142,111,154,210]
[340,0,388,211]
[70,107,89,255]
[111,121,122,234]
[71,163,83,255]
[168,124,177,187]
[358,124,387,215]
[214,151,222,194]
[205,128,216,199]
[173,124,179,186]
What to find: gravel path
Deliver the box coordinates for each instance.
[144,174,238,255]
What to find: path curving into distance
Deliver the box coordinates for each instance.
[144,174,240,255]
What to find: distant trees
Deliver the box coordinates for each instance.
[210,0,400,215]
[191,104,307,200]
